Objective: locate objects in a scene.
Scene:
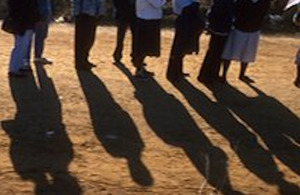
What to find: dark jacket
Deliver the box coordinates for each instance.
[113,0,135,21]
[8,0,40,35]
[234,0,271,32]
[207,0,235,35]
[173,2,204,55]
[37,0,52,21]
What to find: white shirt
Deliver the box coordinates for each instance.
[172,0,195,15]
[136,0,166,20]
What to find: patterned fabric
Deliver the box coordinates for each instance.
[72,0,106,17]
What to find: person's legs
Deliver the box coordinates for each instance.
[167,52,184,81]
[129,17,136,60]
[9,30,33,76]
[210,35,228,81]
[198,34,228,83]
[113,19,129,63]
[239,62,248,78]
[239,62,254,83]
[85,18,97,64]
[132,19,147,78]
[34,21,47,58]
[133,54,148,78]
[9,36,24,74]
[34,20,52,64]
[294,65,300,87]
[75,15,84,68]
[198,35,215,82]
[221,59,231,82]
[21,30,34,70]
[75,14,97,70]
[167,17,186,81]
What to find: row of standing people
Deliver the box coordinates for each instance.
[5,0,298,87]
[111,0,272,83]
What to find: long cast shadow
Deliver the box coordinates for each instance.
[76,70,153,186]
[210,83,300,177]
[172,80,300,194]
[115,64,242,195]
[1,64,81,194]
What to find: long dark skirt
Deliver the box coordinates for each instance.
[133,18,161,59]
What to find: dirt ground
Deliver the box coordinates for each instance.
[0,24,299,195]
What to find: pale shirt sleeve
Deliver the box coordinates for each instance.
[147,0,166,8]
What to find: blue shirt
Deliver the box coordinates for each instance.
[72,0,106,17]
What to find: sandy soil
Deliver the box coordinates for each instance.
[0,24,299,195]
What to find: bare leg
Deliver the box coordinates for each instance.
[239,62,248,78]
[221,59,231,82]
[239,62,255,83]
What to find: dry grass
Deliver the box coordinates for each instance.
[0,24,300,195]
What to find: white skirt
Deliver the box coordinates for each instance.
[222,29,261,63]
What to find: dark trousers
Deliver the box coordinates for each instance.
[113,18,135,61]
[166,17,186,79]
[166,45,185,79]
[75,14,98,68]
[132,19,161,70]
[198,34,228,81]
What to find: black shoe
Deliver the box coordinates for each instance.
[239,75,254,83]
[113,53,122,64]
[294,79,300,88]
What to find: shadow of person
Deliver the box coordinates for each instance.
[76,70,153,186]
[246,84,300,172]
[114,64,241,195]
[206,82,300,194]
[1,65,81,195]
[172,80,300,194]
